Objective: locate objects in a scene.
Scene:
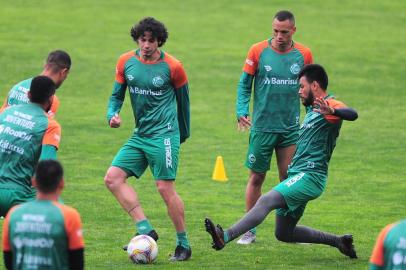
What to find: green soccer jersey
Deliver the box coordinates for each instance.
[3,200,84,270]
[288,96,345,176]
[370,220,406,270]
[5,78,32,106]
[0,78,60,117]
[0,104,60,193]
[107,50,190,141]
[237,39,313,132]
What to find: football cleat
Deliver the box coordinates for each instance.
[204,217,225,250]
[237,231,256,245]
[169,245,192,261]
[337,234,357,259]
[122,230,159,251]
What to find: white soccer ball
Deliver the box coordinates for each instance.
[127,235,158,264]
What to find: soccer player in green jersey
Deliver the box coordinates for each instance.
[0,50,69,160]
[2,160,85,270]
[236,10,313,244]
[0,50,71,118]
[104,17,191,261]
[370,219,406,269]
[0,76,61,217]
[205,64,358,259]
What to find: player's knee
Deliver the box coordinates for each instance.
[274,230,294,243]
[156,182,177,203]
[104,168,126,190]
[156,181,169,194]
[249,172,266,187]
[156,184,167,197]
[278,171,288,182]
[104,174,116,190]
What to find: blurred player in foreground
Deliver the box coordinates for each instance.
[2,160,84,270]
[370,219,406,269]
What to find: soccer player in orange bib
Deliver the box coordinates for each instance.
[0,50,71,118]
[370,219,406,269]
[0,76,61,217]
[2,160,84,270]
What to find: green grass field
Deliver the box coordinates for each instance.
[1,0,406,269]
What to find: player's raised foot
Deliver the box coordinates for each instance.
[237,231,256,245]
[337,234,357,259]
[204,217,225,250]
[122,230,159,251]
[169,245,192,261]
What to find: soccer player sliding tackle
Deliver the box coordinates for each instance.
[205,64,358,259]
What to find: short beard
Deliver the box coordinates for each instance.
[302,91,314,107]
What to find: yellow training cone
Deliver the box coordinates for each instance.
[212,156,228,182]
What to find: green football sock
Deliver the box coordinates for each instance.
[136,219,154,235]
[224,231,230,243]
[176,231,190,249]
[249,227,257,234]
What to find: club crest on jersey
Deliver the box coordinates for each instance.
[248,153,256,164]
[152,76,164,87]
[290,63,300,75]
[264,65,272,72]
[127,74,134,81]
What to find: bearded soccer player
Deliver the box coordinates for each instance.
[2,160,84,270]
[235,10,313,244]
[0,50,71,118]
[104,17,191,261]
[369,219,406,269]
[0,76,61,217]
[205,64,358,259]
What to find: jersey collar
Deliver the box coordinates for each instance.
[135,49,164,64]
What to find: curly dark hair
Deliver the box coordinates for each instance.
[130,17,168,47]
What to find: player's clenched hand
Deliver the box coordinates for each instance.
[313,98,334,115]
[110,113,121,128]
[237,116,251,131]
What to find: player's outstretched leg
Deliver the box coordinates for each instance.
[275,215,357,259]
[204,218,225,250]
[337,234,357,259]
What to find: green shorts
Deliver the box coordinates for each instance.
[0,188,35,217]
[245,130,298,173]
[273,171,326,219]
[112,134,180,180]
